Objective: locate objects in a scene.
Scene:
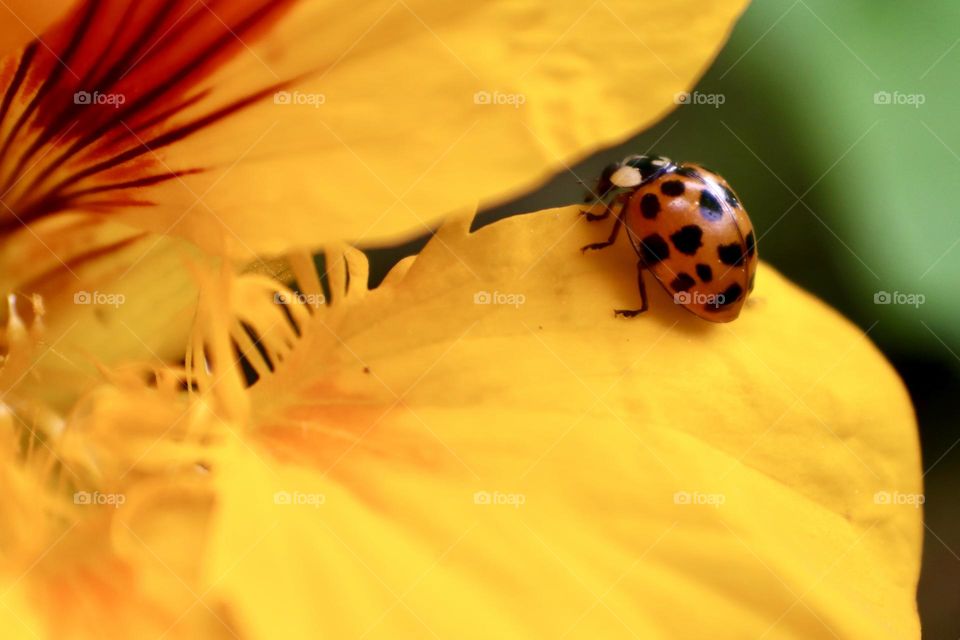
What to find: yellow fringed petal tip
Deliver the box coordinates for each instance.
[186,207,920,639]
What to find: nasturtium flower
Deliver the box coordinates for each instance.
[0,1,922,639]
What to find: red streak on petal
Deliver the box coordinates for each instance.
[0,0,299,233]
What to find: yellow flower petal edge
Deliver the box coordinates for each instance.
[152,0,752,255]
[0,0,748,258]
[196,207,922,638]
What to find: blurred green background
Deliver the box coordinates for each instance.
[364,0,960,634]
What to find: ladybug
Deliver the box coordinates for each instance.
[581,154,757,322]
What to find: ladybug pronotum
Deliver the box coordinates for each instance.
[581,154,758,323]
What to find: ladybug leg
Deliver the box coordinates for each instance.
[580,188,626,222]
[580,208,610,222]
[580,216,622,252]
[580,196,627,252]
[614,261,649,318]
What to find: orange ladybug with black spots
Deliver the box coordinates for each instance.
[581,154,757,322]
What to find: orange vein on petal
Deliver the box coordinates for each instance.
[0,0,299,225]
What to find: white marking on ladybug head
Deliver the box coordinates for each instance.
[609,165,642,188]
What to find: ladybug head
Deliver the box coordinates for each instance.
[584,161,623,203]
[584,155,674,203]
[623,154,673,178]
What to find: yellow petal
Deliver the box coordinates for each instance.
[201,208,921,638]
[0,582,42,639]
[148,0,751,255]
[0,0,747,258]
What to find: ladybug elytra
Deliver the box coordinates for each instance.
[582,154,757,322]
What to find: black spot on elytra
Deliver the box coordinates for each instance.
[670,273,696,293]
[674,166,701,179]
[722,185,740,208]
[724,282,744,303]
[704,283,744,312]
[670,225,703,255]
[640,233,670,264]
[745,231,756,257]
[661,180,685,197]
[640,193,660,219]
[699,190,723,221]
[718,242,746,266]
[695,263,713,283]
